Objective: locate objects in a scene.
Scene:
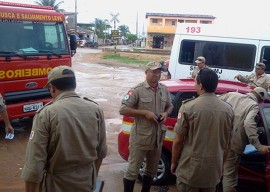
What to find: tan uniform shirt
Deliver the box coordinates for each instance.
[174,93,234,188]
[219,92,262,154]
[191,65,209,78]
[238,73,270,90]
[119,80,173,150]
[0,94,6,113]
[21,91,107,192]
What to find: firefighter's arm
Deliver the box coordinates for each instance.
[171,132,184,174]
[121,107,158,123]
[171,106,187,174]
[96,109,107,174]
[244,106,267,153]
[0,95,14,134]
[0,110,14,134]
[266,76,270,89]
[235,74,251,83]
[95,158,103,174]
[119,88,158,123]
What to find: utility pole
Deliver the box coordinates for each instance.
[136,12,138,38]
[74,0,77,33]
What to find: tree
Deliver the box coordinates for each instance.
[104,20,112,40]
[117,25,130,38]
[126,34,138,44]
[34,0,64,12]
[94,18,111,39]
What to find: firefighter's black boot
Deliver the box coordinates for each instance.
[141,175,153,192]
[123,178,135,192]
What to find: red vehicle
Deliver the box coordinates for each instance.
[0,2,77,121]
[118,78,270,191]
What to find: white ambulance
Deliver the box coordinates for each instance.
[168,22,270,80]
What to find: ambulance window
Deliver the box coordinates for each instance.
[180,41,196,63]
[260,46,270,74]
[179,40,256,72]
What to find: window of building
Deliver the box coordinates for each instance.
[179,40,256,71]
[178,19,184,23]
[200,20,211,24]
[185,20,197,23]
[171,21,176,26]
[152,19,158,23]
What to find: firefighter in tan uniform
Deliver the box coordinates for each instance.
[171,68,234,192]
[119,61,173,192]
[191,56,209,78]
[219,87,270,192]
[21,66,107,192]
[235,62,270,91]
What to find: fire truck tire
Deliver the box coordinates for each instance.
[138,151,172,185]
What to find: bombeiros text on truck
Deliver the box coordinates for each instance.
[0,1,77,120]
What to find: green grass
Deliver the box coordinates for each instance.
[102,54,152,65]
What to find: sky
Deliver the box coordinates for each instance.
[1,0,269,35]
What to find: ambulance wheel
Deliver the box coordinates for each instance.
[138,151,172,185]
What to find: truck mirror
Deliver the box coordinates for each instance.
[69,34,77,56]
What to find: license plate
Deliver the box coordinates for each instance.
[23,102,43,113]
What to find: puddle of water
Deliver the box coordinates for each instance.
[94,98,108,102]
[106,118,122,124]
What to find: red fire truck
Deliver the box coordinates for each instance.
[0,1,77,120]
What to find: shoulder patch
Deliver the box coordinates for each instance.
[83,97,99,105]
[29,130,34,141]
[123,90,134,101]
[182,97,195,104]
[177,112,181,120]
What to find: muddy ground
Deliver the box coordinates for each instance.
[0,48,175,192]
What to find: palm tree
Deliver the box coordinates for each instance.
[94,18,108,39]
[117,25,130,38]
[34,0,64,12]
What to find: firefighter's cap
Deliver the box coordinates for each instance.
[252,87,269,101]
[44,66,75,88]
[195,56,206,64]
[255,62,266,69]
[145,61,163,71]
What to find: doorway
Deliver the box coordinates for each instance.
[153,35,164,49]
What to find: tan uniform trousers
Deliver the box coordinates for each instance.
[222,150,241,192]
[124,146,162,181]
[176,181,216,192]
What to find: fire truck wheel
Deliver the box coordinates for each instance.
[138,151,173,185]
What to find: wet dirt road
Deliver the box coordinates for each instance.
[0,48,177,192]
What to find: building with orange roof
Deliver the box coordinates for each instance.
[145,13,215,49]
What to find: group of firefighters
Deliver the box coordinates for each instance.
[1,57,270,192]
